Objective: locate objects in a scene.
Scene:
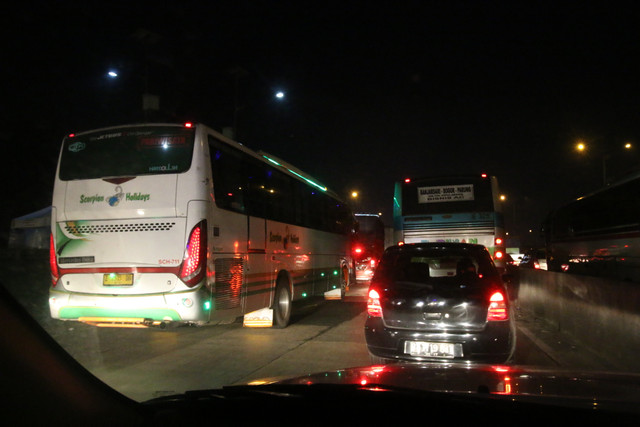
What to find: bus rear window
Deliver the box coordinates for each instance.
[402,178,494,215]
[59,126,195,180]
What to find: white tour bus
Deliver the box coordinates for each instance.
[49,122,354,328]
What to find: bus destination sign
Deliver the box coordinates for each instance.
[418,184,474,204]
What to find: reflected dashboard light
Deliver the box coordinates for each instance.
[136,209,145,216]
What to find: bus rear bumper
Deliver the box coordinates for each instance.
[48,287,211,325]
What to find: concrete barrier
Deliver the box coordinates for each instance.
[518,268,640,372]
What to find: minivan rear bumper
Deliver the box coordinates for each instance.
[365,316,515,363]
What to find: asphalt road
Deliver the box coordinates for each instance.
[0,250,621,402]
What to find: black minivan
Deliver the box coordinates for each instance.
[365,243,516,364]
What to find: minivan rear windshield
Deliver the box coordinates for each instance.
[376,248,498,284]
[59,126,195,180]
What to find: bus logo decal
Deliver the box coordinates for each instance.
[108,186,124,206]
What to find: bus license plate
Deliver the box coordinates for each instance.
[404,341,459,358]
[103,273,134,286]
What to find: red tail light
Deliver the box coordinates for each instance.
[367,289,382,317]
[487,291,508,321]
[49,234,59,286]
[179,221,207,287]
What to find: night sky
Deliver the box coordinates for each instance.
[3,1,640,247]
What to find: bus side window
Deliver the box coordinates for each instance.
[209,136,246,213]
[266,167,295,224]
[293,180,310,227]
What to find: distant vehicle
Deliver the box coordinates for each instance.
[503,253,520,300]
[365,243,516,364]
[510,253,524,263]
[519,249,547,270]
[392,174,507,271]
[353,213,385,282]
[544,172,640,282]
[49,122,354,328]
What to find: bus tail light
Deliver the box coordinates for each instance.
[367,289,383,317]
[487,291,508,321]
[49,234,59,286]
[179,221,207,287]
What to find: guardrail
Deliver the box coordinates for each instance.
[517,268,640,372]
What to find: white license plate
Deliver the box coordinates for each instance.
[404,341,461,358]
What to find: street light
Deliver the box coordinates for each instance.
[574,140,634,185]
[603,142,633,185]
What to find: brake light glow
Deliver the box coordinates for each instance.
[49,234,59,286]
[367,289,382,317]
[184,122,193,128]
[487,291,508,321]
[179,221,207,287]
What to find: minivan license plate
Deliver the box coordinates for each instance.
[103,273,134,286]
[404,341,459,358]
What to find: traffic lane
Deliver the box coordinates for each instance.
[90,300,371,402]
[513,307,621,371]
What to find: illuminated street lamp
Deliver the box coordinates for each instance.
[350,191,360,212]
[575,140,634,185]
[603,142,633,185]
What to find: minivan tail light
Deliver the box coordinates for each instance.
[487,291,508,321]
[49,233,59,286]
[367,289,383,317]
[179,221,207,287]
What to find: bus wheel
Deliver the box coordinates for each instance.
[273,280,291,328]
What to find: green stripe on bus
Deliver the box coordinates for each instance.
[59,307,182,321]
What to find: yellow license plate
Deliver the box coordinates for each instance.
[103,273,134,286]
